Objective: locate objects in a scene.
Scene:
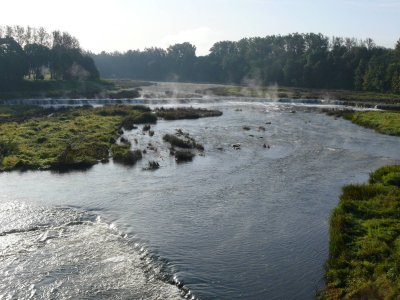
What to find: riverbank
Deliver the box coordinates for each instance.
[324,110,400,136]
[2,80,400,110]
[204,85,400,103]
[0,79,153,101]
[0,80,116,100]
[322,165,400,299]
[346,111,400,136]
[322,108,400,298]
[202,85,400,108]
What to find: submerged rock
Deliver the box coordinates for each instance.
[232,143,241,150]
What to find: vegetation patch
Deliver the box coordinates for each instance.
[174,150,195,162]
[107,89,140,99]
[143,160,160,170]
[163,130,204,162]
[345,111,400,136]
[204,86,400,106]
[321,165,400,299]
[120,109,156,130]
[163,133,203,150]
[155,107,222,120]
[112,144,142,165]
[0,105,153,171]
[0,80,115,100]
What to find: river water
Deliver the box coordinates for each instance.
[0,95,399,299]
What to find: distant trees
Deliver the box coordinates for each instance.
[0,25,99,88]
[92,33,400,93]
[167,42,196,81]
[0,37,28,88]
[24,43,50,79]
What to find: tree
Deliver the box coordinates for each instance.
[24,43,51,79]
[167,42,196,80]
[90,32,400,93]
[354,59,367,90]
[0,37,28,88]
[363,54,388,91]
[36,27,51,47]
[365,38,376,50]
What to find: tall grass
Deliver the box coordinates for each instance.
[322,165,400,299]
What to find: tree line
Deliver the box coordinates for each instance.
[92,33,400,93]
[0,25,99,89]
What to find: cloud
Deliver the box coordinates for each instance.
[160,27,220,56]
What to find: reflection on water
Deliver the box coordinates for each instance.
[0,101,399,299]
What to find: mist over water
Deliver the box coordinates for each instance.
[0,93,399,299]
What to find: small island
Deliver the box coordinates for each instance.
[0,105,222,171]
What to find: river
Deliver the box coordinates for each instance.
[0,91,399,299]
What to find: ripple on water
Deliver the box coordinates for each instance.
[0,201,189,300]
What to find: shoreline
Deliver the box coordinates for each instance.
[321,165,400,299]
[1,80,400,109]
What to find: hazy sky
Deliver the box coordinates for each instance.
[2,0,400,55]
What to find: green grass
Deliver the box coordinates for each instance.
[0,80,115,100]
[163,133,204,150]
[111,144,142,165]
[107,79,154,89]
[322,165,400,299]
[0,104,45,117]
[204,86,400,104]
[155,107,223,120]
[0,105,153,171]
[345,111,400,136]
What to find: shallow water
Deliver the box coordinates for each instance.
[0,100,399,299]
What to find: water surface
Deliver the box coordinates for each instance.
[0,100,399,299]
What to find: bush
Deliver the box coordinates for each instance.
[155,107,223,120]
[108,89,140,99]
[112,144,142,165]
[133,112,157,124]
[174,150,194,162]
[163,134,193,148]
[0,139,18,157]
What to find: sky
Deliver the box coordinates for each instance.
[1,0,400,55]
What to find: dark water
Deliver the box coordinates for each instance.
[0,101,399,299]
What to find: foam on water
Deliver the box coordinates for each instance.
[0,202,190,299]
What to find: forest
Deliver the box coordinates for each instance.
[0,25,99,90]
[92,33,400,93]
[2,27,400,94]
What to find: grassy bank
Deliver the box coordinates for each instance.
[344,111,400,136]
[0,80,118,100]
[0,105,153,171]
[322,165,400,299]
[204,86,400,105]
[322,109,400,298]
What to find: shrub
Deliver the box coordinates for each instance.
[163,134,193,148]
[155,107,222,120]
[134,112,157,124]
[112,144,142,165]
[174,150,194,162]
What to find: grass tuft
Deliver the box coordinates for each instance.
[321,165,400,299]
